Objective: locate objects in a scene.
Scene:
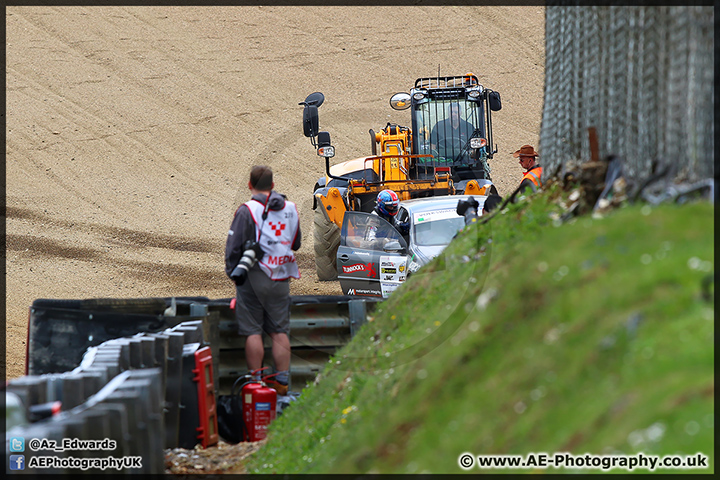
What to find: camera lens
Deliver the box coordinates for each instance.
[231,248,259,285]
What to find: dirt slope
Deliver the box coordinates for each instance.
[5,6,545,379]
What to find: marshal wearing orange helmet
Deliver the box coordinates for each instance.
[513,144,543,195]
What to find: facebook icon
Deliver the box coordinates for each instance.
[9,455,25,470]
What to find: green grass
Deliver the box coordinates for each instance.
[247,189,714,474]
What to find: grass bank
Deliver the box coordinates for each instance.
[247,189,714,474]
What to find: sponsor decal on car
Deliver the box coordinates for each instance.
[379,255,408,298]
[414,208,458,223]
[347,288,382,297]
[366,262,377,277]
[342,263,366,274]
[381,282,402,297]
[342,262,377,278]
[352,251,371,257]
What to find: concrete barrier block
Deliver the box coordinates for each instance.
[6,376,48,409]
[171,324,203,344]
[53,414,89,461]
[162,332,185,449]
[87,402,130,471]
[136,336,156,369]
[146,333,169,403]
[103,390,152,474]
[96,341,131,371]
[76,409,111,474]
[88,359,121,379]
[126,338,144,369]
[116,376,163,473]
[60,374,86,411]
[79,371,105,400]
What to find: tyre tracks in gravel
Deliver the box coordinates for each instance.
[6,205,225,292]
[9,6,262,210]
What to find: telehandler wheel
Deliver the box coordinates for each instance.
[313,205,341,281]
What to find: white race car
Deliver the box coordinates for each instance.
[337,195,488,298]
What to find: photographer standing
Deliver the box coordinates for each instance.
[225,165,301,395]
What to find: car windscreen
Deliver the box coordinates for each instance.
[414,99,485,164]
[412,209,466,246]
[342,212,407,249]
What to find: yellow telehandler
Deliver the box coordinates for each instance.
[300,74,502,279]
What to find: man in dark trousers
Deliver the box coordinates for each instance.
[225,165,301,395]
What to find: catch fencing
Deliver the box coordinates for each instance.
[541,4,714,185]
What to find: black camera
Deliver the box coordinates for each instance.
[230,240,265,285]
[456,196,480,225]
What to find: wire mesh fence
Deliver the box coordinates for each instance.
[541,5,714,185]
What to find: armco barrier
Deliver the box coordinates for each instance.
[213,295,381,393]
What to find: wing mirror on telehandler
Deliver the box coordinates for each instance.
[301,92,324,138]
[483,89,502,159]
[300,92,336,163]
[488,90,502,112]
[389,92,412,111]
[303,105,319,138]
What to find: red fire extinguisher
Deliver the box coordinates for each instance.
[241,370,277,442]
